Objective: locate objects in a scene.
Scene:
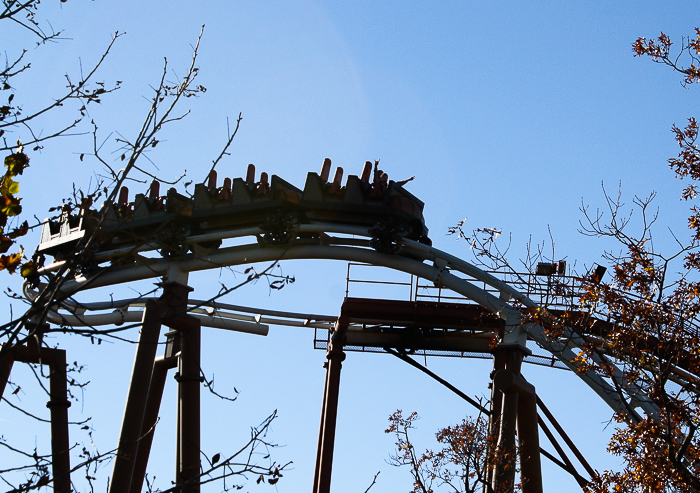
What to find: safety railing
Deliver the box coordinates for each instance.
[345,262,586,310]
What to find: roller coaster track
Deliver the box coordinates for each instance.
[16,162,695,491]
[29,221,664,421]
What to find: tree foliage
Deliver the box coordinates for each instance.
[386,410,517,493]
[0,150,28,273]
[565,29,700,493]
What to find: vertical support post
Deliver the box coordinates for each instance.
[493,369,543,493]
[515,389,542,493]
[313,362,331,489]
[313,317,348,493]
[47,347,72,493]
[2,323,73,492]
[161,281,201,493]
[176,315,202,491]
[490,345,525,493]
[176,397,181,489]
[109,299,165,493]
[496,392,519,490]
[485,349,505,490]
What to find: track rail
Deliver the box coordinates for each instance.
[28,224,666,421]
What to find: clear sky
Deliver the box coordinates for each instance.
[2,1,699,492]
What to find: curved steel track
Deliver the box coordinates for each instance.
[28,221,665,421]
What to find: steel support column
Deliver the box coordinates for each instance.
[110,299,165,493]
[47,347,72,493]
[485,348,506,489]
[517,392,542,493]
[313,317,348,493]
[176,316,202,491]
[160,281,202,493]
[1,324,72,493]
[490,345,525,493]
[313,361,331,490]
[493,370,542,493]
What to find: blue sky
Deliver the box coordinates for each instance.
[2,1,700,491]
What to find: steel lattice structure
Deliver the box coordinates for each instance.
[3,161,687,492]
